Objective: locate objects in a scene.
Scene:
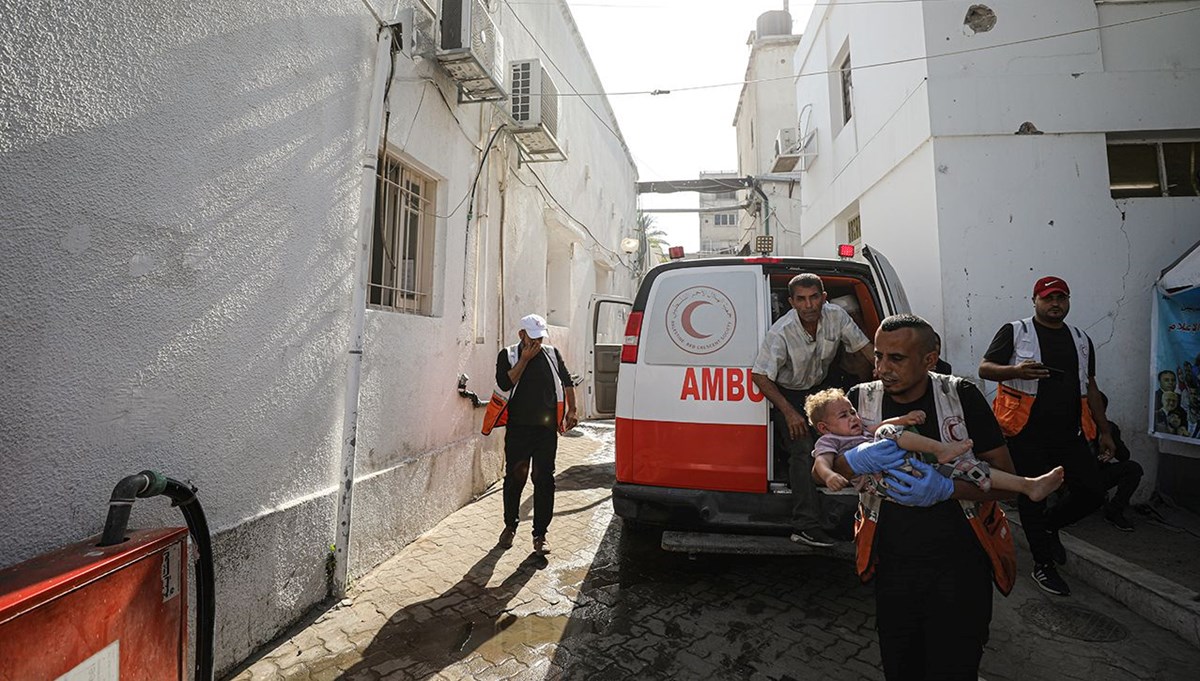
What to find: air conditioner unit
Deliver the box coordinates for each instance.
[437,0,506,103]
[771,127,801,173]
[771,126,818,173]
[397,3,436,59]
[508,59,566,162]
[774,127,799,157]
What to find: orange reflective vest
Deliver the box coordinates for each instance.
[990,318,1097,440]
[481,344,567,436]
[852,374,1017,595]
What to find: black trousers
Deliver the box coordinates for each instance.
[1010,434,1104,565]
[774,386,822,533]
[1100,460,1144,511]
[876,548,993,681]
[503,425,558,537]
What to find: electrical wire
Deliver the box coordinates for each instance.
[462,125,509,316]
[520,4,1200,97]
[522,166,637,272]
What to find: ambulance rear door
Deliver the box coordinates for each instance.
[588,294,632,419]
[861,245,911,315]
[619,263,771,494]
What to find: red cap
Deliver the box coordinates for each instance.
[1033,276,1070,298]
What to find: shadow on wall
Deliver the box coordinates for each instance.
[0,8,379,676]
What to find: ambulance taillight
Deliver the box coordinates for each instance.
[621,312,644,363]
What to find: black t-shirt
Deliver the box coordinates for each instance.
[983,320,1095,443]
[496,345,574,428]
[848,378,1004,563]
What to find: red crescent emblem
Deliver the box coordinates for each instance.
[681,300,713,339]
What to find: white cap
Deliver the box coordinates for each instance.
[520,314,548,339]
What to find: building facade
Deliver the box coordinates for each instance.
[697,170,744,256]
[786,0,1200,491]
[0,0,637,673]
[733,11,805,255]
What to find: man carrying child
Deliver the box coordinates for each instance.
[820,314,1019,681]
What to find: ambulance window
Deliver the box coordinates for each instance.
[594,303,626,345]
[643,268,762,367]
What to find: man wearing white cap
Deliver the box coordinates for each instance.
[495,313,578,554]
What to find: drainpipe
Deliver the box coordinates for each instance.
[334,25,393,598]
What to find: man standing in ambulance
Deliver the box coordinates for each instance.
[979,276,1115,597]
[751,273,875,547]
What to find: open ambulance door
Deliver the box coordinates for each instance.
[862,245,912,315]
[588,294,632,419]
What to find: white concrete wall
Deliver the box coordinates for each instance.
[924,0,1200,138]
[0,0,636,674]
[792,0,933,261]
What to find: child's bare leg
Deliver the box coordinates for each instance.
[990,466,1064,502]
[893,431,974,464]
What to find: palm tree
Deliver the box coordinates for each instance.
[636,212,669,274]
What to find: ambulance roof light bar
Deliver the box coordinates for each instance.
[838,243,856,260]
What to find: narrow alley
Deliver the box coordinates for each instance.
[232,424,1200,680]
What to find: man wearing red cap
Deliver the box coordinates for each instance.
[979,276,1116,597]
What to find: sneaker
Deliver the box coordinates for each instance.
[498,527,516,549]
[532,535,550,554]
[1032,563,1071,596]
[1105,507,1134,532]
[1049,531,1068,565]
[790,528,837,548]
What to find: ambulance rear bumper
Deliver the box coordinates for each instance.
[611,482,794,534]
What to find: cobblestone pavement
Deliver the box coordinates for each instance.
[232,424,1200,680]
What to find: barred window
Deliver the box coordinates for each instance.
[848,214,861,243]
[839,51,854,125]
[370,153,436,314]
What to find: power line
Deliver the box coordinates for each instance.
[538,4,1200,97]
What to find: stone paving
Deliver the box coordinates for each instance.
[231,424,1200,680]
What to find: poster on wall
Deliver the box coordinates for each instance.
[1150,242,1200,444]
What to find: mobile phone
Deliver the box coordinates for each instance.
[1043,365,1065,376]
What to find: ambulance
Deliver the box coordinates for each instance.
[606,247,911,534]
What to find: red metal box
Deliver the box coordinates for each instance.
[0,528,188,680]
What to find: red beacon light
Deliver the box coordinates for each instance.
[838,243,856,259]
[668,246,685,260]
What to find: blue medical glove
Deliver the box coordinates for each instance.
[885,459,955,507]
[843,439,906,475]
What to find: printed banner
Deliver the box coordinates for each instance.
[1150,287,1200,443]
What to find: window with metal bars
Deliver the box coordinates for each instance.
[848,214,861,244]
[839,51,854,125]
[369,153,436,314]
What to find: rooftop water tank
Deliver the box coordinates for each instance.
[756,10,792,39]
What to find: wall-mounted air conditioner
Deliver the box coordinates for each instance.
[770,126,818,173]
[508,59,565,162]
[771,127,800,172]
[437,0,506,102]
